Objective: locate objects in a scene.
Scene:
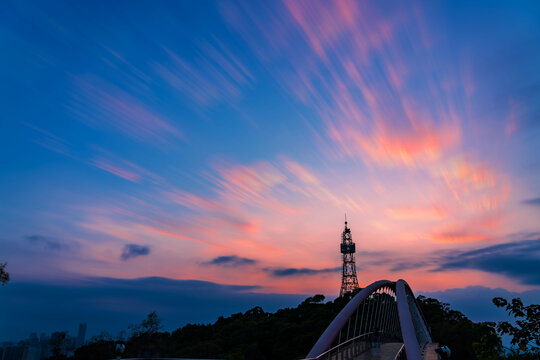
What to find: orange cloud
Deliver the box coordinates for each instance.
[436,157,511,214]
[353,124,460,167]
[385,205,448,220]
[432,230,489,243]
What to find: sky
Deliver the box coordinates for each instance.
[1,0,540,341]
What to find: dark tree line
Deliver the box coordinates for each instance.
[69,292,539,360]
[74,294,350,360]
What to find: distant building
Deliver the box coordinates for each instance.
[76,323,87,349]
[2,345,24,360]
[22,346,40,360]
[0,327,84,360]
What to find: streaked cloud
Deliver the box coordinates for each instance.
[209,158,363,211]
[68,76,182,145]
[154,40,254,107]
[88,153,163,184]
[89,158,141,183]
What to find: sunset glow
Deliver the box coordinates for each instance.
[2,0,540,303]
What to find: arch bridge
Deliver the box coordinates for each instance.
[304,279,438,360]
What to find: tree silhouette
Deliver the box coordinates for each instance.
[129,311,162,337]
[0,262,9,285]
[492,297,540,357]
[47,331,68,360]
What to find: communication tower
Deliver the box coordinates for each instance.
[340,216,359,296]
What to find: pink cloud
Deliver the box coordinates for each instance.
[88,152,164,185]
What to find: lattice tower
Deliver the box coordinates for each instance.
[340,218,359,296]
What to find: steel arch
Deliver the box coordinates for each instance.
[306,279,432,360]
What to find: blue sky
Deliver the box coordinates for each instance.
[1,0,540,341]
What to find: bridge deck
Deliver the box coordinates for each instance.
[422,343,440,360]
[353,342,403,360]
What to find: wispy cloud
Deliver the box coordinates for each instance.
[25,123,72,156]
[25,235,70,251]
[121,244,151,260]
[523,197,540,206]
[205,255,257,267]
[433,238,540,286]
[266,267,340,277]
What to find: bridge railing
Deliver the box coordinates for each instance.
[393,344,406,360]
[305,331,396,360]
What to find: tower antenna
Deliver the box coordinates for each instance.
[339,217,359,296]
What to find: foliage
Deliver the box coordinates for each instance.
[472,332,505,360]
[0,262,9,285]
[47,331,68,360]
[129,311,163,337]
[416,295,502,360]
[74,339,115,360]
[492,297,540,357]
